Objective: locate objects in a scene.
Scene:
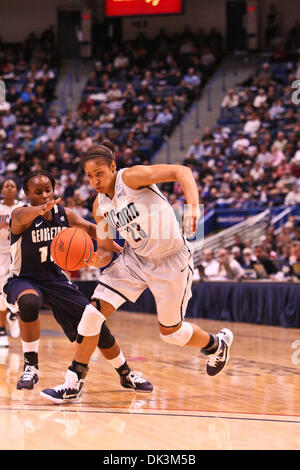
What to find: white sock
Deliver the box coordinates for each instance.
[108,352,126,369]
[21,339,40,354]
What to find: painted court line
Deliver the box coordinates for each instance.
[0,406,299,425]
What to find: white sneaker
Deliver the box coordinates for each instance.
[6,312,20,338]
[40,369,86,404]
[206,328,233,376]
[0,331,9,348]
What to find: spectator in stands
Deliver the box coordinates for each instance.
[231,246,244,265]
[243,111,261,135]
[256,144,272,167]
[253,88,268,108]
[122,83,136,100]
[98,105,115,129]
[47,118,63,142]
[286,241,300,279]
[269,144,286,168]
[210,248,244,281]
[250,162,265,182]
[155,107,173,129]
[291,141,300,165]
[2,107,17,129]
[269,98,285,120]
[106,82,123,102]
[232,133,250,150]
[185,138,203,161]
[284,184,300,206]
[183,67,201,91]
[198,248,219,279]
[201,48,216,74]
[221,88,239,109]
[113,51,130,70]
[239,248,257,279]
[74,131,93,153]
[252,245,277,279]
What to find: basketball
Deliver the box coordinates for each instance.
[51,227,94,271]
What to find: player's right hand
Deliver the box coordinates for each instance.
[39,198,62,216]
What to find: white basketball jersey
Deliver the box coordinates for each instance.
[97,169,184,259]
[0,200,22,254]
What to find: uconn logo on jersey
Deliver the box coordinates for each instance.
[31,225,66,244]
[103,201,147,243]
[104,202,139,229]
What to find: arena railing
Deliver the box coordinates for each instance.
[271,207,292,235]
[192,208,271,265]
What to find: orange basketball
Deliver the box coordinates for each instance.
[51,227,94,271]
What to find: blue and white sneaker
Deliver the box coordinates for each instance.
[17,364,39,390]
[206,328,233,376]
[120,371,153,392]
[40,369,85,404]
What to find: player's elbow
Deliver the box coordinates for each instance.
[173,164,193,180]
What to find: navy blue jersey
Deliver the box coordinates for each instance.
[9,204,70,281]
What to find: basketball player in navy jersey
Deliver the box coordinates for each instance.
[41,141,233,404]
[3,170,152,392]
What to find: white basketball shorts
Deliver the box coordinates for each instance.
[92,243,194,327]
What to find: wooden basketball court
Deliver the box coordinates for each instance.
[0,311,299,450]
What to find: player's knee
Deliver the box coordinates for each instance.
[18,294,42,323]
[97,322,116,349]
[77,303,106,337]
[160,321,193,346]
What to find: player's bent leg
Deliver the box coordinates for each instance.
[17,290,42,390]
[74,300,108,364]
[160,322,194,346]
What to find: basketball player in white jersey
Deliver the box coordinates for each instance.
[0,179,21,347]
[41,141,233,403]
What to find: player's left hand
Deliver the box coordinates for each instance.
[182,204,201,238]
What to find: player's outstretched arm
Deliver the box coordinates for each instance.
[123,164,201,237]
[11,198,62,234]
[123,164,199,204]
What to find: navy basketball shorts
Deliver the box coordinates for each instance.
[3,276,89,342]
